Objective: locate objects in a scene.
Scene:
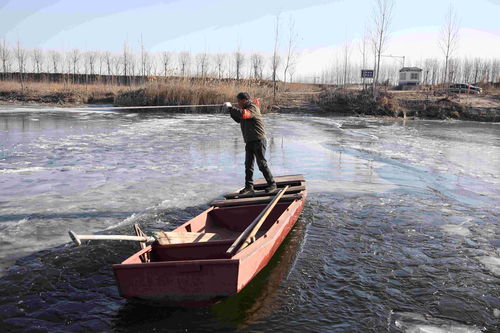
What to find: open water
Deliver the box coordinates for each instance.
[0,105,498,332]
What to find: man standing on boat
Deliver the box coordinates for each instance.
[223,92,276,195]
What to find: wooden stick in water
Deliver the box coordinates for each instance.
[68,230,154,246]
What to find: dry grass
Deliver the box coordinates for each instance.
[0,80,120,105]
[114,79,276,112]
[0,80,120,94]
[0,78,318,112]
[481,86,500,100]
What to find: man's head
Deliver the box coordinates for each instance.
[236,92,251,108]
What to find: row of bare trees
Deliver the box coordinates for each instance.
[0,16,299,88]
[313,0,499,88]
[317,56,500,86]
[0,45,281,80]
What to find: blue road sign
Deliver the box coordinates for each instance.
[361,70,374,78]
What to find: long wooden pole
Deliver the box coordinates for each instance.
[68,230,154,246]
[63,104,223,111]
[226,185,289,256]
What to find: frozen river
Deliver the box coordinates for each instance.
[0,106,499,332]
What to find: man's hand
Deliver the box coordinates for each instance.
[223,102,232,111]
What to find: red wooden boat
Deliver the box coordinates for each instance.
[112,174,307,305]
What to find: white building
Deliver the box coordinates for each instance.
[399,67,422,88]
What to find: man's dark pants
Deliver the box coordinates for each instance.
[245,139,275,188]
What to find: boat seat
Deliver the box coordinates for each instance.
[153,231,221,245]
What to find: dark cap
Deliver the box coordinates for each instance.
[236,92,251,101]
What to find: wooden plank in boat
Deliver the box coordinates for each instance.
[212,193,303,207]
[253,174,304,187]
[154,232,220,245]
[224,185,306,199]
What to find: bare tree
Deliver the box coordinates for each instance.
[371,0,394,94]
[482,59,492,83]
[439,4,460,84]
[86,51,97,75]
[196,51,209,78]
[140,35,146,77]
[113,54,121,82]
[359,27,370,88]
[83,52,89,81]
[138,36,154,78]
[161,51,172,77]
[251,53,264,79]
[15,40,27,90]
[423,58,433,85]
[461,57,472,83]
[104,51,113,75]
[63,51,72,85]
[334,54,341,85]
[271,53,281,85]
[491,59,500,83]
[448,57,459,83]
[149,55,158,77]
[472,58,483,84]
[97,51,105,76]
[234,49,245,80]
[214,53,226,79]
[431,58,440,85]
[202,52,210,78]
[271,14,281,100]
[122,42,130,82]
[129,52,137,78]
[70,49,80,75]
[178,51,191,77]
[0,39,11,75]
[283,15,298,83]
[288,63,298,83]
[121,42,131,85]
[342,42,352,86]
[48,50,61,74]
[32,48,44,73]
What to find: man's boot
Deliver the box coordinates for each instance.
[239,186,254,195]
[264,182,277,193]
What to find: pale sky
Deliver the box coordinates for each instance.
[1,0,499,76]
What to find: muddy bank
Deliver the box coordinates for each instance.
[400,98,500,122]
[0,90,115,106]
[313,89,500,122]
[0,82,117,106]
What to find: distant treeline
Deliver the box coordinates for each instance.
[1,40,498,87]
[0,42,296,85]
[319,56,500,87]
[0,72,147,85]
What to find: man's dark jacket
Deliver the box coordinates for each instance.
[229,101,266,143]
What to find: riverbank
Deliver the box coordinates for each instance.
[311,88,500,122]
[0,81,118,105]
[0,79,317,113]
[2,79,499,121]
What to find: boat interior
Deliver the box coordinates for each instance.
[150,201,294,262]
[127,176,305,263]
